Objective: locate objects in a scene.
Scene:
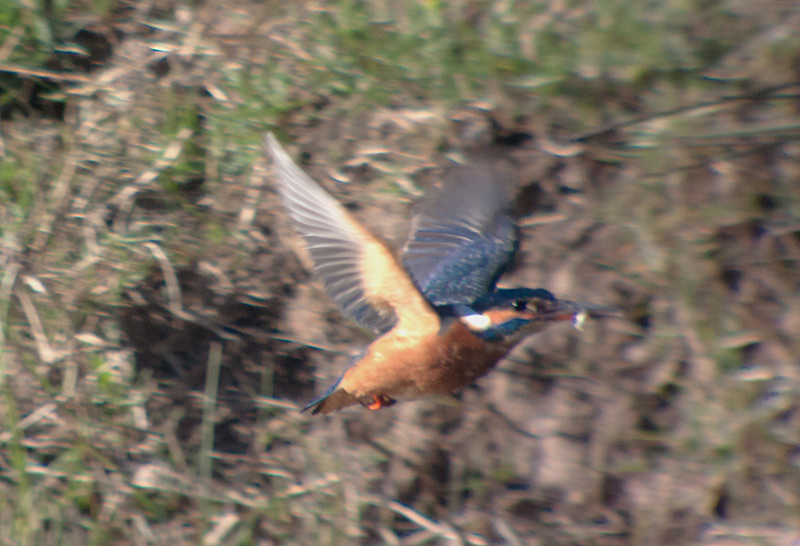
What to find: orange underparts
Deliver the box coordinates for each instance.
[366,394,395,410]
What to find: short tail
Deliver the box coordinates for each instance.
[302,374,360,415]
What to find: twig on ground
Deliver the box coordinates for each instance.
[15,289,55,364]
[31,152,78,252]
[0,62,91,82]
[200,342,223,487]
[144,242,183,318]
[0,262,20,384]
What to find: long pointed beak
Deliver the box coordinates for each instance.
[525,299,618,330]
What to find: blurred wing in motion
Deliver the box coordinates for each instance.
[402,161,518,307]
[265,133,438,337]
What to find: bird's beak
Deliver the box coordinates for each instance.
[524,299,618,330]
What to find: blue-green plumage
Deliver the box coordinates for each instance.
[402,161,518,307]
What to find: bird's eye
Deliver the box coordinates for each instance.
[512,299,527,311]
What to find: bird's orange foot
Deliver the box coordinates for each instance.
[366,394,395,410]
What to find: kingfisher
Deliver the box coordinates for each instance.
[265,133,611,415]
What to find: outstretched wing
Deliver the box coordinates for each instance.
[401,161,517,307]
[265,133,438,337]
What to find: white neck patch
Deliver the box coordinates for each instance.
[460,313,492,332]
[572,310,587,331]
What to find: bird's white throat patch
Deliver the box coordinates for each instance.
[573,310,587,331]
[460,313,493,332]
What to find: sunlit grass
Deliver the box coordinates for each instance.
[1,0,799,544]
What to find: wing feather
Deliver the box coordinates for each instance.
[402,161,518,307]
[265,133,438,337]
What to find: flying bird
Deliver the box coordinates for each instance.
[265,133,610,414]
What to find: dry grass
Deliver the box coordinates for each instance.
[1,0,800,544]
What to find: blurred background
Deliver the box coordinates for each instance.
[1,1,799,544]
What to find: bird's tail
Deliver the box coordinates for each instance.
[302,374,361,415]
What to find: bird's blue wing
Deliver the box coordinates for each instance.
[401,161,518,307]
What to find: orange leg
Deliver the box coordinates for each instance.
[366,394,395,410]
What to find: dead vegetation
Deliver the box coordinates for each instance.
[1,1,800,544]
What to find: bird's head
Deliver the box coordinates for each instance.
[456,287,612,342]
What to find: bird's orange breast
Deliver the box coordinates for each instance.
[340,320,510,400]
